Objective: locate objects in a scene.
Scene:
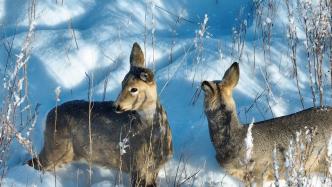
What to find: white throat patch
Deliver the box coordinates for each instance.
[137,106,156,125]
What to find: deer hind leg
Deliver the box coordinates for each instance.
[35,134,75,171]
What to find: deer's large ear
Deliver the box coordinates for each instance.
[140,70,154,83]
[221,62,239,89]
[130,42,145,68]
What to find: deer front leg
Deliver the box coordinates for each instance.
[131,170,157,187]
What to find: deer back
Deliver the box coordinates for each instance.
[250,107,332,163]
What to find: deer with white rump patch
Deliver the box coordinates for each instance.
[201,62,332,186]
[28,43,173,187]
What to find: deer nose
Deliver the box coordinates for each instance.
[201,81,209,90]
[114,104,123,113]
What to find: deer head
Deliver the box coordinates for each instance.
[114,43,157,120]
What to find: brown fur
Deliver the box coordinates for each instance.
[202,62,332,186]
[28,43,173,187]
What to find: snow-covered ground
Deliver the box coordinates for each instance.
[0,0,331,186]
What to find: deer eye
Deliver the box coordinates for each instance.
[130,88,138,93]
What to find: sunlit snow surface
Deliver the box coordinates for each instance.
[0,0,331,186]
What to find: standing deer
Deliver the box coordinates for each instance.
[28,43,173,187]
[201,62,332,185]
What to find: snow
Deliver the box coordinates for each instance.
[0,0,331,186]
[244,119,254,165]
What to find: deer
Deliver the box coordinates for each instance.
[201,62,332,186]
[28,43,173,187]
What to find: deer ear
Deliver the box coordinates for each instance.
[221,62,239,89]
[130,42,145,68]
[140,71,154,83]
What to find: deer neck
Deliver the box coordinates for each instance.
[206,105,243,164]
